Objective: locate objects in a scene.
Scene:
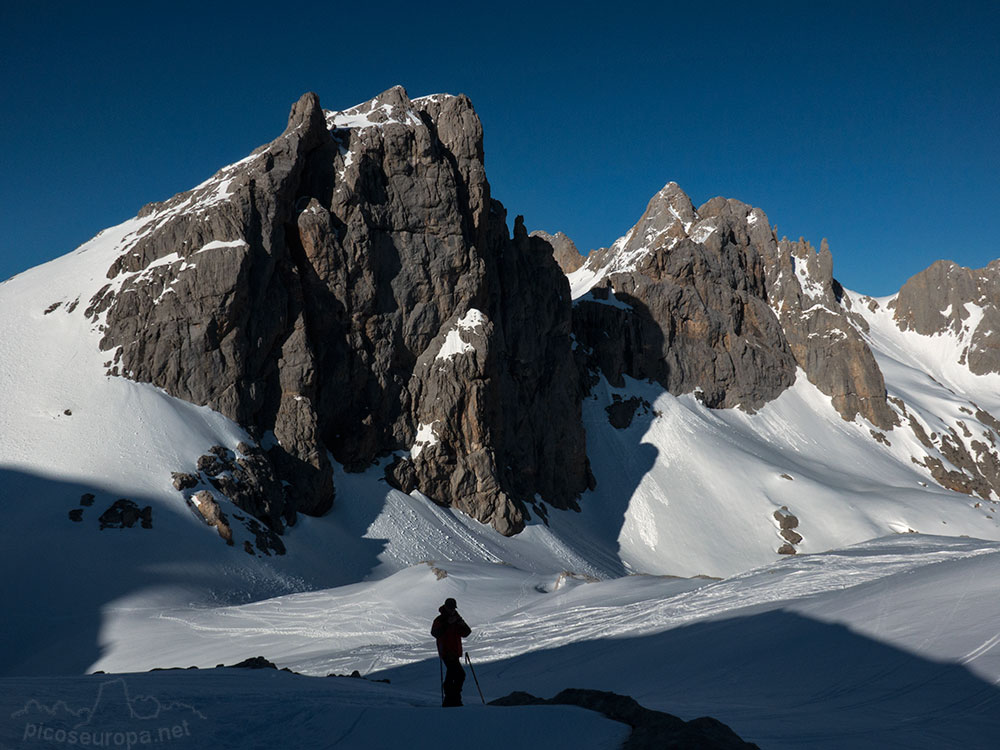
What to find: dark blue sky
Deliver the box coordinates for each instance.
[2,1,998,295]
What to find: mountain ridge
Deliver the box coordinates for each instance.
[5,85,1000,562]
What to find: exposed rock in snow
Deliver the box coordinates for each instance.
[191,490,233,545]
[892,258,1000,376]
[604,395,651,429]
[491,688,760,749]
[97,499,153,531]
[762,233,897,429]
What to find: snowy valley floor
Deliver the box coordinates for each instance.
[3,535,1000,749]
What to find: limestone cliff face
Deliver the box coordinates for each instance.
[566,183,896,429]
[569,184,796,412]
[86,87,590,535]
[891,259,1000,376]
[530,230,585,274]
[761,233,897,430]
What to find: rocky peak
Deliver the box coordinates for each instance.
[770,237,840,310]
[570,183,797,411]
[892,259,1000,376]
[83,88,591,538]
[893,260,982,335]
[567,181,896,428]
[529,230,584,274]
[641,181,699,232]
[286,91,326,136]
[567,183,699,298]
[325,85,416,127]
[611,183,698,265]
[758,229,896,430]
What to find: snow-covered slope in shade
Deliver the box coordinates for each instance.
[0,219,314,675]
[0,670,630,750]
[66,536,1000,749]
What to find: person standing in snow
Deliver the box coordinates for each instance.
[431,597,472,707]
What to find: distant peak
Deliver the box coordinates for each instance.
[643,181,697,229]
[373,84,411,109]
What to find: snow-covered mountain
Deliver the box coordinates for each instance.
[3,87,1000,748]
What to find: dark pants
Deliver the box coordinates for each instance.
[441,656,465,706]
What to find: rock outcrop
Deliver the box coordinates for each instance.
[191,490,234,545]
[567,182,896,429]
[570,183,798,411]
[896,399,1000,502]
[530,230,585,273]
[761,234,897,429]
[891,259,1000,376]
[85,87,590,536]
[491,689,760,749]
[773,506,803,554]
[97,499,153,530]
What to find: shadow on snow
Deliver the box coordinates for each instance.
[373,608,1000,750]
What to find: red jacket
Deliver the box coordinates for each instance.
[431,608,471,659]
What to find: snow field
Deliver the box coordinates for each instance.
[74,537,1000,749]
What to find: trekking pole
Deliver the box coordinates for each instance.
[439,655,445,704]
[465,652,486,704]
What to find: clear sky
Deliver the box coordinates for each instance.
[1,1,997,296]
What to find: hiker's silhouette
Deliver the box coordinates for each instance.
[431,598,471,707]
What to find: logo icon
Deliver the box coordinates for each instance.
[10,678,206,748]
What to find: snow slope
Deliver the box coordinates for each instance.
[3,536,999,748]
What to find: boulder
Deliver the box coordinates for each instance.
[98,499,152,530]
